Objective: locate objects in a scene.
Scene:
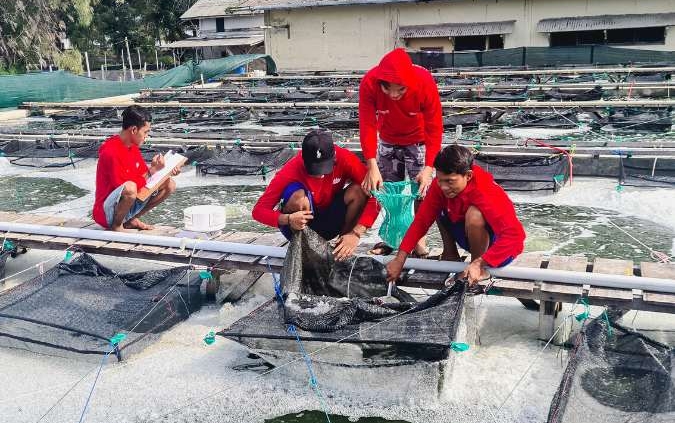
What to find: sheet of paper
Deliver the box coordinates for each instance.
[145,151,186,189]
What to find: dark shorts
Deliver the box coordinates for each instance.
[438,212,514,267]
[279,182,346,241]
[377,141,425,182]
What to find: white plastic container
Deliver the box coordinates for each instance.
[183,205,226,232]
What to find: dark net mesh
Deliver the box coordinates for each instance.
[0,253,201,359]
[196,144,295,176]
[548,317,675,423]
[475,153,569,192]
[7,139,99,168]
[221,229,466,361]
[619,155,675,188]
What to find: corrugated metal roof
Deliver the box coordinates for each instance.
[236,0,445,11]
[180,0,262,20]
[399,21,515,38]
[163,36,264,48]
[537,13,675,33]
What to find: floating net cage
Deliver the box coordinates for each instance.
[5,138,99,168]
[0,252,202,360]
[619,155,675,188]
[221,228,467,363]
[372,181,419,249]
[547,316,675,423]
[602,109,673,133]
[196,144,295,177]
[475,153,570,192]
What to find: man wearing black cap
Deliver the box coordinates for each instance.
[252,130,379,260]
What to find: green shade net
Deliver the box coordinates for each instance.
[371,181,419,249]
[0,54,276,108]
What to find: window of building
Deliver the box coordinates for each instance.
[421,47,444,52]
[550,27,666,47]
[216,17,225,33]
[454,34,504,51]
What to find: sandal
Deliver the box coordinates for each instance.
[368,241,394,256]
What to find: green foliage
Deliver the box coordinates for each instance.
[57,49,84,74]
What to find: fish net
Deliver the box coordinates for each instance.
[221,228,466,361]
[196,144,295,177]
[475,153,569,192]
[371,181,419,249]
[619,155,675,188]
[6,139,99,168]
[0,252,201,360]
[548,317,675,423]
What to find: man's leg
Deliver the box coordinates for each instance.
[464,205,491,260]
[341,184,368,234]
[110,181,138,232]
[126,178,176,230]
[405,144,428,256]
[437,216,461,261]
[281,188,311,214]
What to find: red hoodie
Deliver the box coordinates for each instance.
[399,165,525,267]
[92,135,148,228]
[359,48,443,166]
[252,146,379,229]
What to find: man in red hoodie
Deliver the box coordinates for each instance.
[252,130,379,260]
[92,105,180,232]
[359,48,443,255]
[386,145,526,285]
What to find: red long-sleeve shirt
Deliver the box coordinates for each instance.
[359,48,443,166]
[92,135,148,228]
[400,165,526,267]
[252,146,379,229]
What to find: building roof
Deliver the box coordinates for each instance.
[180,0,262,20]
[400,20,515,38]
[537,13,675,33]
[163,36,264,48]
[233,0,444,11]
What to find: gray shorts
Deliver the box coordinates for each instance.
[103,183,151,228]
[377,140,425,182]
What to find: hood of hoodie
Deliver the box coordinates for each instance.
[372,48,416,88]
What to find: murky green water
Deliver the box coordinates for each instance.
[0,176,88,212]
[267,411,409,423]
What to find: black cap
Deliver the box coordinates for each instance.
[302,130,335,176]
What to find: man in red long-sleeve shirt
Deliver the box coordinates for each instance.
[386,145,526,285]
[92,105,180,232]
[359,48,443,255]
[252,130,379,260]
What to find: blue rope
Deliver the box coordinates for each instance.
[287,325,332,423]
[264,257,284,306]
[77,348,114,423]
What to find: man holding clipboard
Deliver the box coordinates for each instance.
[92,105,185,232]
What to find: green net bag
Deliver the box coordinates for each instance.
[371,181,419,249]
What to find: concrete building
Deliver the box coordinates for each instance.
[239,0,675,71]
[165,0,265,60]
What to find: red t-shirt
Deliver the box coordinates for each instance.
[359,48,443,166]
[92,135,148,228]
[252,146,379,229]
[399,165,526,267]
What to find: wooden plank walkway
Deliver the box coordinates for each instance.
[3,212,675,329]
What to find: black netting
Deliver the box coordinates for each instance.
[475,154,569,192]
[603,110,673,133]
[7,139,99,168]
[619,155,675,188]
[221,229,466,361]
[0,253,201,359]
[196,144,295,176]
[543,86,603,101]
[548,317,675,423]
[443,111,491,127]
[509,111,581,129]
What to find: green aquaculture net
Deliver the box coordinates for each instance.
[371,181,419,249]
[0,54,276,108]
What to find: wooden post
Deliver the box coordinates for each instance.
[155,47,159,71]
[125,37,135,80]
[84,51,91,77]
[121,49,127,81]
[172,50,176,68]
[538,300,558,342]
[136,47,142,75]
[103,51,107,79]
